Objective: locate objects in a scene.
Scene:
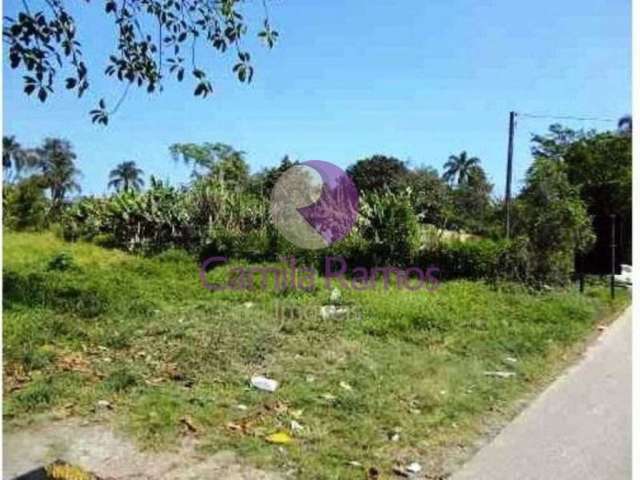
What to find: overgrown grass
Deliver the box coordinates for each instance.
[3,231,629,478]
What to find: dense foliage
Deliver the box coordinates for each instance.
[3,117,631,285]
[529,124,632,272]
[4,1,278,124]
[3,177,49,231]
[61,176,267,255]
[346,155,409,193]
[3,137,81,222]
[516,158,595,284]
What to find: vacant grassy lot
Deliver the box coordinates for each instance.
[3,231,629,478]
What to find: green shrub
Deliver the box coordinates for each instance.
[3,178,49,231]
[52,284,109,318]
[358,190,421,266]
[495,236,532,283]
[47,251,76,271]
[199,227,243,262]
[237,229,273,261]
[60,196,109,242]
[3,269,108,318]
[106,186,191,253]
[22,345,56,370]
[93,233,116,248]
[60,177,270,257]
[517,158,594,285]
[154,248,194,263]
[327,230,373,270]
[419,239,503,280]
[105,368,140,392]
[417,238,532,282]
[14,378,56,410]
[61,183,192,253]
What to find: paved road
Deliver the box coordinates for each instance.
[452,307,632,480]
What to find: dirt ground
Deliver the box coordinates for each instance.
[3,417,283,480]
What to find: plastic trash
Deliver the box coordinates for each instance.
[484,370,516,378]
[250,375,279,392]
[290,420,304,432]
[320,305,348,320]
[339,381,353,391]
[265,431,293,444]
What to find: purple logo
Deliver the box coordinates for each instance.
[270,160,359,249]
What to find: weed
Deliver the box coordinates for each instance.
[47,251,77,272]
[3,231,630,478]
[105,368,140,392]
[14,378,57,411]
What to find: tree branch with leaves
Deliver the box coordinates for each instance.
[4,0,279,125]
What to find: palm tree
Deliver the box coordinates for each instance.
[35,138,81,210]
[3,136,21,169]
[108,161,145,192]
[169,142,247,182]
[210,144,249,187]
[2,136,32,181]
[442,151,481,185]
[170,143,215,176]
[618,115,632,135]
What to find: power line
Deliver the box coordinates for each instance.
[505,111,627,282]
[517,112,618,123]
[503,110,620,237]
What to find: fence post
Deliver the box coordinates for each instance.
[579,252,584,294]
[610,214,616,299]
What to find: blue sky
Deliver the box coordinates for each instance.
[3,0,631,197]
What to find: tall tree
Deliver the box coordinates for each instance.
[563,131,632,269]
[210,145,249,188]
[170,143,216,175]
[442,151,480,185]
[346,155,409,193]
[618,115,632,136]
[4,1,279,124]
[250,155,299,197]
[517,157,594,284]
[3,176,49,230]
[447,165,495,234]
[528,121,631,272]
[34,138,81,210]
[3,136,21,170]
[402,166,451,227]
[108,161,145,192]
[2,135,34,181]
[530,124,587,161]
[170,142,249,187]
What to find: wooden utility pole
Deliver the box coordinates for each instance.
[505,111,516,239]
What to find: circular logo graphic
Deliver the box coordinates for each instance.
[270,160,359,249]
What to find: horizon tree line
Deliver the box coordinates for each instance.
[2,137,497,203]
[2,112,631,244]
